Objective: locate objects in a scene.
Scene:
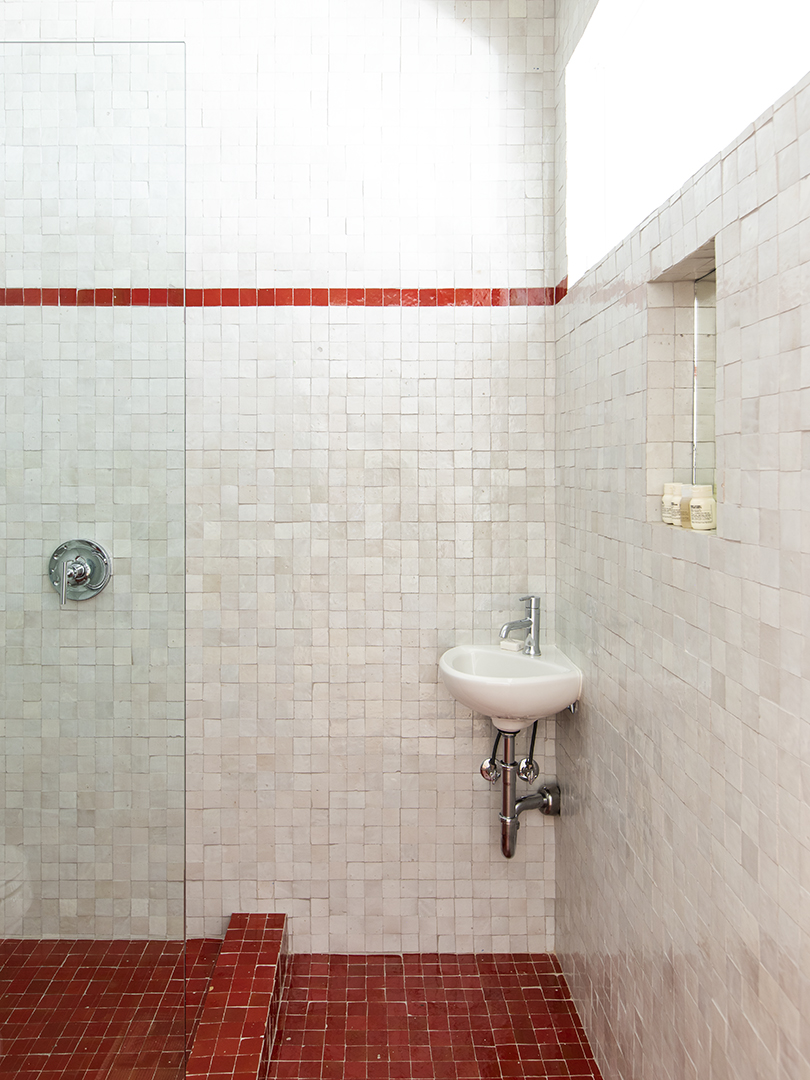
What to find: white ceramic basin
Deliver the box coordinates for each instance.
[439,644,583,733]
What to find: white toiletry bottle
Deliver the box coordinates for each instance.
[678,485,692,528]
[662,483,682,525]
[661,484,673,524]
[689,484,716,530]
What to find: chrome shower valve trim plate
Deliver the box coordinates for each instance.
[49,540,112,604]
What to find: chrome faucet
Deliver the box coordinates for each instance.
[499,595,541,656]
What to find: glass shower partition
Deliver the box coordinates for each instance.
[0,41,188,1075]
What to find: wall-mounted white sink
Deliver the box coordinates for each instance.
[438,644,582,733]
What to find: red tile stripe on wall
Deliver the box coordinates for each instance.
[0,283,568,307]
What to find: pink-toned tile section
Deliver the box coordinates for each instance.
[187,912,289,1080]
[269,953,602,1080]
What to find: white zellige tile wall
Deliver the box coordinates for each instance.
[554,11,810,1075]
[185,304,557,950]
[0,42,185,938]
[3,1,560,951]
[179,0,559,950]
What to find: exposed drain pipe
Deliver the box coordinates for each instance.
[499,733,520,857]
[482,729,561,858]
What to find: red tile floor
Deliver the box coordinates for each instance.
[0,944,602,1080]
[0,937,220,1079]
[268,954,602,1080]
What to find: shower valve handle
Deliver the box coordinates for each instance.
[59,557,90,605]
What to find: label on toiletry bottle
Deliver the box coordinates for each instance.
[662,483,682,525]
[689,485,716,530]
[661,484,673,524]
[679,486,692,528]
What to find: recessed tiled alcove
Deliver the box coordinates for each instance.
[646,240,717,522]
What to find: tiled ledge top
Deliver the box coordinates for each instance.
[0,283,568,308]
[187,912,288,1080]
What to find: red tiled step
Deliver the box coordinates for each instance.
[187,912,289,1080]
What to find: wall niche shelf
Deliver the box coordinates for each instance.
[646,239,717,527]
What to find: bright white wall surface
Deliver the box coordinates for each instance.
[186,0,553,288]
[565,0,810,284]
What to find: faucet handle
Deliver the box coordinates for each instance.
[518,594,541,608]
